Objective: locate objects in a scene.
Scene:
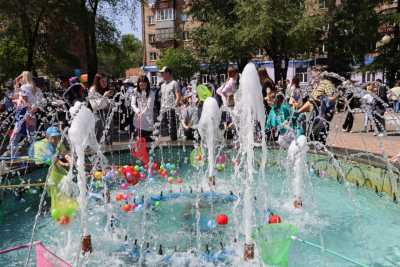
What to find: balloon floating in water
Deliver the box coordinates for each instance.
[58,215,70,225]
[216,214,229,225]
[51,208,61,221]
[94,170,103,180]
[122,204,134,212]
[120,183,129,190]
[216,163,225,172]
[268,214,282,224]
[115,193,125,202]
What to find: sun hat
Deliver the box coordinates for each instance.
[46,126,61,137]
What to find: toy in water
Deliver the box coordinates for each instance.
[190,147,204,168]
[122,165,140,185]
[94,170,103,181]
[58,215,70,225]
[268,214,282,224]
[120,183,129,190]
[130,137,149,165]
[122,203,135,212]
[115,193,125,202]
[216,214,229,225]
[197,84,212,101]
[293,198,303,209]
[216,163,225,171]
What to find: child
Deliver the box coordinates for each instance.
[266,93,292,141]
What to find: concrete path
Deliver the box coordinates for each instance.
[327,112,400,157]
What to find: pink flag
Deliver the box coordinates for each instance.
[36,242,71,267]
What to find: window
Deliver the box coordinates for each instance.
[156,8,174,21]
[151,73,158,86]
[183,31,190,40]
[319,0,327,9]
[148,16,155,25]
[202,74,208,84]
[220,74,226,83]
[363,72,376,83]
[156,28,175,41]
[149,52,157,61]
[296,68,308,83]
[149,34,156,43]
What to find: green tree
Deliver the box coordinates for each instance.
[77,0,137,84]
[189,0,253,71]
[370,1,400,86]
[236,0,323,81]
[156,48,199,80]
[326,0,382,75]
[0,19,26,82]
[98,34,142,78]
[190,0,322,80]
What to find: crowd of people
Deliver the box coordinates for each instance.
[1,65,400,162]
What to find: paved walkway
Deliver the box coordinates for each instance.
[327,112,400,157]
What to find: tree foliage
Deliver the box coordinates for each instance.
[326,0,382,75]
[370,2,400,86]
[236,0,323,81]
[98,34,142,78]
[156,48,199,80]
[190,0,323,80]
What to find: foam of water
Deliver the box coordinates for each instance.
[233,62,266,244]
[68,101,100,236]
[288,135,309,206]
[197,97,221,178]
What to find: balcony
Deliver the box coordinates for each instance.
[155,28,175,42]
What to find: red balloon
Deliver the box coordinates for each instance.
[59,215,70,225]
[152,162,158,169]
[216,214,229,225]
[115,193,124,202]
[122,204,132,212]
[268,215,282,224]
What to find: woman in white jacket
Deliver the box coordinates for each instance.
[131,75,156,141]
[88,73,113,144]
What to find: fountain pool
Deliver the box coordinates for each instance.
[1,147,400,266]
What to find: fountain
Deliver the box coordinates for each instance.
[196,97,221,185]
[2,68,400,267]
[233,62,267,259]
[288,135,309,209]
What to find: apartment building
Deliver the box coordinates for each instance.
[141,0,398,85]
[141,0,196,85]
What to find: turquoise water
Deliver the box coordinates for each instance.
[1,148,400,266]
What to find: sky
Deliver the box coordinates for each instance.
[115,5,142,40]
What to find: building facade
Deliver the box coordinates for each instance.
[141,0,398,85]
[141,0,197,85]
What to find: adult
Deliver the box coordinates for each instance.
[159,66,181,141]
[217,67,238,107]
[258,68,276,114]
[88,73,113,144]
[389,80,400,113]
[287,77,303,110]
[297,66,339,145]
[131,75,156,142]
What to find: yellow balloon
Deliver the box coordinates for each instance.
[94,171,103,180]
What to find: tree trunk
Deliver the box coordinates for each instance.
[326,0,338,72]
[271,55,288,83]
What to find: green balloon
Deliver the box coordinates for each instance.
[196,84,212,101]
[64,207,76,218]
[51,208,61,221]
[155,201,160,207]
